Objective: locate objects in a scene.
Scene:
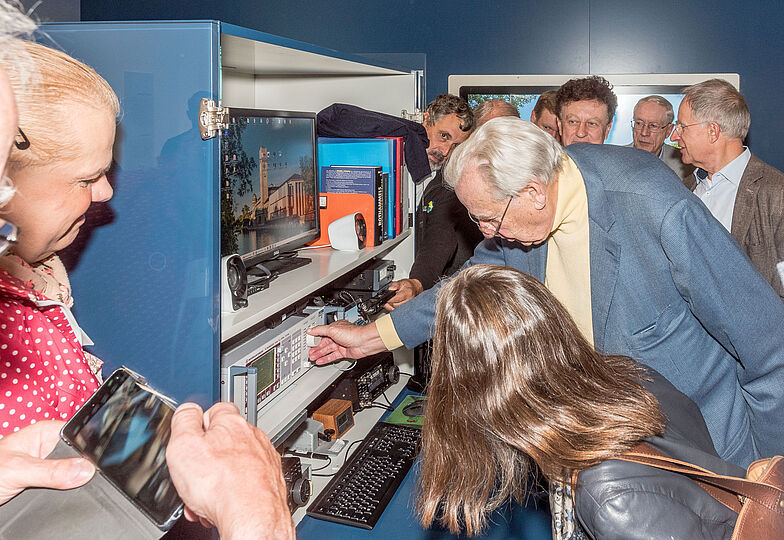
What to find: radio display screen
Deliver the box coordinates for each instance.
[249,347,276,399]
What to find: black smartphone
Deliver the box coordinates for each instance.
[60,367,184,530]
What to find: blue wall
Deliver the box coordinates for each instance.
[79,0,784,168]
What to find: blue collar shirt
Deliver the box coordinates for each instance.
[693,147,751,231]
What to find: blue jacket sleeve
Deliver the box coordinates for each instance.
[389,238,506,348]
[660,198,784,458]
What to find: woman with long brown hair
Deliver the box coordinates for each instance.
[418,264,744,539]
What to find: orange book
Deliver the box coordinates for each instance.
[308,192,379,247]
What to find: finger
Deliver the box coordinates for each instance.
[314,349,350,366]
[3,455,95,499]
[308,337,339,360]
[307,324,331,337]
[170,403,205,438]
[203,402,242,428]
[2,421,65,458]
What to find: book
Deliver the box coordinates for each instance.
[378,136,404,235]
[309,165,383,247]
[318,137,397,239]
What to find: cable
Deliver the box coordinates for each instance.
[369,403,394,412]
[312,438,365,477]
[311,456,333,472]
[335,359,357,372]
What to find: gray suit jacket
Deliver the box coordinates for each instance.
[390,144,784,468]
[623,142,694,179]
[660,143,695,180]
[684,153,784,299]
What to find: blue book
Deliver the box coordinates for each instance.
[318,137,396,239]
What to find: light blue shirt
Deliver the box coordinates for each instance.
[693,147,751,231]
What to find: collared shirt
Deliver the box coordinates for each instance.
[693,147,751,231]
[377,155,594,348]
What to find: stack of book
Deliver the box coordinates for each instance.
[310,137,408,248]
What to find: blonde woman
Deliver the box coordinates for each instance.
[418,264,745,540]
[0,37,119,436]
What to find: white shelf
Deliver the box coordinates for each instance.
[220,231,411,343]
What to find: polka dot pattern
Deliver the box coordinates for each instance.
[0,274,99,438]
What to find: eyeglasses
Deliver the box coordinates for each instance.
[631,120,670,133]
[673,121,709,135]
[0,221,18,256]
[14,128,30,150]
[468,195,513,237]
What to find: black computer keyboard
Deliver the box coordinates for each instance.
[305,422,421,529]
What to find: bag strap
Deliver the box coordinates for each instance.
[617,443,784,515]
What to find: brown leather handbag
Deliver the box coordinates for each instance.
[618,444,784,540]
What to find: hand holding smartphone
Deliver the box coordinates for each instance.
[60,367,184,531]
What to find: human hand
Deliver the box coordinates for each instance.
[383,278,424,310]
[0,421,95,505]
[307,320,386,365]
[165,402,294,540]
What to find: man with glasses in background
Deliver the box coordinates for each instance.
[629,95,694,180]
[672,78,784,299]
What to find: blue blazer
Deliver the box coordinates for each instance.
[390,143,784,468]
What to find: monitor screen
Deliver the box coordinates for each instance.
[220,109,319,265]
[461,85,686,147]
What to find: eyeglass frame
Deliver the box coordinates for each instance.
[630,119,671,133]
[0,221,18,256]
[468,195,513,237]
[672,120,710,135]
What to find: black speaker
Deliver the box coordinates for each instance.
[221,254,248,312]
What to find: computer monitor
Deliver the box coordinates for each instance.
[450,74,740,146]
[220,108,319,269]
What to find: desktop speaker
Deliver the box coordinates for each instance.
[328,212,366,251]
[221,254,248,312]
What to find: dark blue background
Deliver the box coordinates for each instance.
[79,0,784,169]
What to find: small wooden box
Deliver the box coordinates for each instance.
[312,398,355,438]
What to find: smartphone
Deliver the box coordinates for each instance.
[60,367,184,530]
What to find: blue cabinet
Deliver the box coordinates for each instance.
[37,21,420,406]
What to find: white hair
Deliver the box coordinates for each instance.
[683,79,750,140]
[443,117,565,200]
[634,95,674,124]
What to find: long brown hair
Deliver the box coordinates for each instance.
[417,265,665,536]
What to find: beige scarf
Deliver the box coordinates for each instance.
[0,254,102,378]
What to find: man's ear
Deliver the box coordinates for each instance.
[707,121,721,143]
[556,116,563,137]
[603,120,613,141]
[665,124,675,139]
[530,110,537,123]
[423,111,431,125]
[524,179,549,210]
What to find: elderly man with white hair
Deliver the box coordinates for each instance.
[629,95,694,179]
[310,116,784,471]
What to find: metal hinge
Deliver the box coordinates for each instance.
[401,109,423,123]
[199,98,229,140]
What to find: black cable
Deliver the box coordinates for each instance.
[369,402,394,412]
[312,438,365,477]
[311,456,333,472]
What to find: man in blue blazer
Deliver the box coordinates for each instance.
[310,117,784,468]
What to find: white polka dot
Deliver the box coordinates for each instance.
[12,427,19,433]
[1,422,7,428]
[8,409,14,415]
[4,391,10,397]
[19,414,24,420]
